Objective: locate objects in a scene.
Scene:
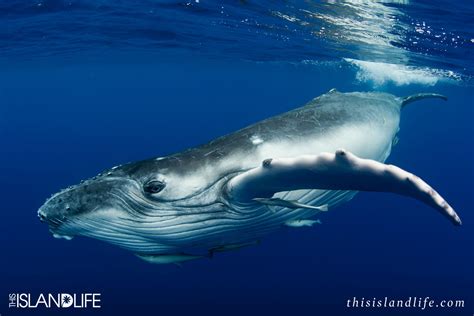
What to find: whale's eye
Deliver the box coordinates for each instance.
[143,180,165,194]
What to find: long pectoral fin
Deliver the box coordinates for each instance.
[225,149,461,226]
[136,253,206,265]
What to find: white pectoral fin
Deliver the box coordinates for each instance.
[284,219,321,228]
[136,253,206,265]
[226,149,461,226]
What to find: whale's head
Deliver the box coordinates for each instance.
[38,157,230,253]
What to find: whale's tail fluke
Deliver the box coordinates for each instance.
[401,93,447,108]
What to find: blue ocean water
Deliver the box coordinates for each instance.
[0,1,473,315]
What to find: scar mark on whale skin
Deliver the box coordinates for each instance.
[250,135,264,145]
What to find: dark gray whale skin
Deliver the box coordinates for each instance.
[120,90,399,178]
[38,90,449,261]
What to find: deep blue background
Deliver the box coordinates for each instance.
[0,55,472,316]
[1,0,473,315]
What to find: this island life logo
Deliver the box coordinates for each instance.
[9,293,101,309]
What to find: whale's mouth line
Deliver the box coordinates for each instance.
[42,207,102,241]
[46,218,75,240]
[48,223,75,240]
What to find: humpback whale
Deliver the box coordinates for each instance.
[38,89,461,264]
